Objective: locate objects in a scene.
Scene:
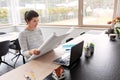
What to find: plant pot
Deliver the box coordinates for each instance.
[85,50,91,57]
[90,46,94,55]
[108,28,114,35]
[109,34,116,41]
[85,46,94,57]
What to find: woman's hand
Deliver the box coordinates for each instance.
[29,49,40,55]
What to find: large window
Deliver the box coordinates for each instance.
[0,0,9,24]
[83,0,114,25]
[0,0,118,28]
[19,0,78,25]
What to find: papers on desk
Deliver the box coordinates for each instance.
[28,27,74,61]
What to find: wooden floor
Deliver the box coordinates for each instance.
[0,50,25,76]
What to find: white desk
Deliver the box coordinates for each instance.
[0,32,19,42]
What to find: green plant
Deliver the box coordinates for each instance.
[115,27,120,37]
[84,43,95,57]
[0,8,7,18]
[84,43,94,51]
[90,43,94,47]
[107,16,120,26]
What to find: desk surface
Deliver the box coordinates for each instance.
[0,32,19,42]
[0,33,120,80]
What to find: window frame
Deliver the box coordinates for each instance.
[79,0,118,28]
[0,0,118,29]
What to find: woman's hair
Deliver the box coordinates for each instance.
[24,10,39,22]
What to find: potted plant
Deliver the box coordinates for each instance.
[107,16,120,38]
[106,21,115,35]
[89,43,94,55]
[84,43,94,58]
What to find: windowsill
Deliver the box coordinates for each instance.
[0,26,14,29]
[0,23,108,31]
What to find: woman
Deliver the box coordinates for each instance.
[18,10,44,59]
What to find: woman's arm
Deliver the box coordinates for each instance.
[19,32,40,59]
[18,32,31,59]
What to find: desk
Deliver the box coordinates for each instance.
[64,34,120,80]
[0,32,19,42]
[0,33,120,80]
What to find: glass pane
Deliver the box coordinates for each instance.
[19,0,78,25]
[0,0,9,24]
[83,0,114,25]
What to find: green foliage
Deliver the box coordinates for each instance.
[84,43,94,51]
[48,7,77,15]
[90,43,94,47]
[0,8,7,18]
[115,27,120,35]
[20,8,42,17]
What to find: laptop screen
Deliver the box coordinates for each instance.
[53,41,84,67]
[70,41,84,66]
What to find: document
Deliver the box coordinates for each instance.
[28,27,74,61]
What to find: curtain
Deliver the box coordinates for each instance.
[116,0,120,16]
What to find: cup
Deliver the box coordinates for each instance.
[85,47,91,57]
[109,34,116,41]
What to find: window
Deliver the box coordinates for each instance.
[19,0,78,25]
[83,0,114,26]
[0,0,117,28]
[0,0,9,24]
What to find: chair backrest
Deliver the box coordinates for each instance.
[66,38,74,43]
[0,32,6,35]
[14,39,21,50]
[80,32,85,35]
[0,40,10,57]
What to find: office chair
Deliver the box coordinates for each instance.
[9,39,25,67]
[80,32,85,35]
[0,40,14,68]
[65,32,85,43]
[66,38,74,43]
[0,32,6,35]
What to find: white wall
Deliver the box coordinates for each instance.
[0,26,16,33]
[15,26,105,43]
[41,27,88,43]
[16,26,87,43]
[0,26,106,43]
[116,0,120,16]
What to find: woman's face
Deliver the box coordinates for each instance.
[27,17,39,29]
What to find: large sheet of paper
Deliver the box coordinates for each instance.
[28,27,74,60]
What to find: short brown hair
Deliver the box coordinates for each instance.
[24,10,39,22]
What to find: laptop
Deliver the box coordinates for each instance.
[53,41,84,68]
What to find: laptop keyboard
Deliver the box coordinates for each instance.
[60,56,70,65]
[54,53,70,66]
[61,53,70,59]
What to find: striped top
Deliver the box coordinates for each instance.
[18,28,44,59]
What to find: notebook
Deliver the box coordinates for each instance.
[53,41,84,67]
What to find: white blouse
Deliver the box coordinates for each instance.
[18,28,44,59]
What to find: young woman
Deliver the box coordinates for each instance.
[18,10,44,59]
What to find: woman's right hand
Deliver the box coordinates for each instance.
[29,49,40,55]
